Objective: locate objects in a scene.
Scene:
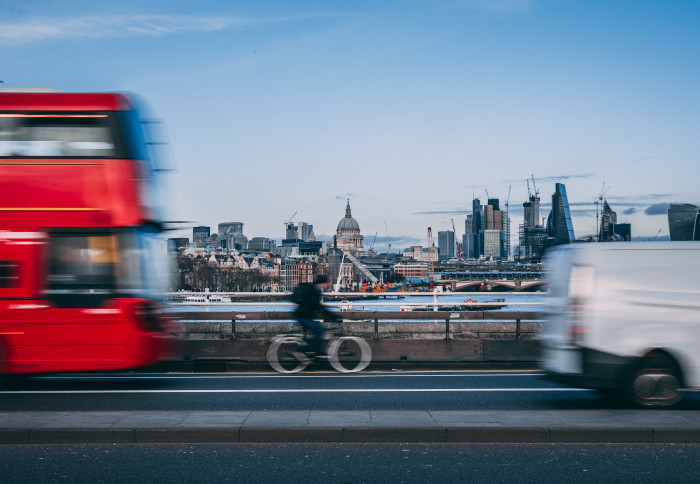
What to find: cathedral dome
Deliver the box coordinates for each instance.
[337,200,360,233]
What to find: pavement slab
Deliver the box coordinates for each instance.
[1,410,700,444]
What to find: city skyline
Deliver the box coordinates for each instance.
[3,1,699,246]
[182,188,646,255]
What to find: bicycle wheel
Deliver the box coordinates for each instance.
[327,336,372,373]
[267,335,310,374]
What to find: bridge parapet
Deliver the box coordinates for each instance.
[175,310,543,341]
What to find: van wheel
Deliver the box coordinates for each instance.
[627,355,683,408]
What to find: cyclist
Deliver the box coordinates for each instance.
[290,274,339,355]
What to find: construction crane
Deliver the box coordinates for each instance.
[370,232,378,252]
[384,221,392,253]
[343,251,378,284]
[504,185,511,258]
[595,182,610,242]
[529,175,542,223]
[530,175,539,198]
[283,212,299,237]
[427,227,434,290]
[283,211,297,230]
[451,218,462,259]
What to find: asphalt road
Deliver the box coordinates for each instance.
[2,442,699,484]
[2,370,700,412]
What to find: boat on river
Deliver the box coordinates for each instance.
[400,298,508,311]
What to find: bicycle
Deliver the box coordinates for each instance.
[267,332,372,374]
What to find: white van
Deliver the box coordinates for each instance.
[540,242,700,407]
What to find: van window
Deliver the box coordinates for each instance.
[0,261,20,288]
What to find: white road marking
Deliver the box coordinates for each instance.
[37,372,547,380]
[0,388,590,394]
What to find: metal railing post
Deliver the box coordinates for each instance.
[374,318,379,339]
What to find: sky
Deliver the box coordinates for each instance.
[2,0,700,250]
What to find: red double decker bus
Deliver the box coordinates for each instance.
[0,91,181,375]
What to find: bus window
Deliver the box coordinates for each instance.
[0,261,20,288]
[45,230,168,307]
[48,234,119,302]
[0,113,120,158]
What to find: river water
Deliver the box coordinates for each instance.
[168,292,547,314]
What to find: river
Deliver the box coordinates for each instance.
[168,292,547,314]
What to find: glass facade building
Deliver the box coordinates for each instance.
[438,230,455,259]
[546,183,575,246]
[668,203,700,241]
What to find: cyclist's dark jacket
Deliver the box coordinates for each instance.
[291,283,338,321]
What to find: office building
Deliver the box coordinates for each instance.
[192,226,210,246]
[519,187,545,260]
[471,198,483,257]
[249,237,275,252]
[483,229,503,258]
[467,197,508,258]
[298,222,314,242]
[613,223,631,241]
[217,222,244,251]
[668,203,700,241]
[218,222,243,235]
[463,214,474,259]
[437,230,455,259]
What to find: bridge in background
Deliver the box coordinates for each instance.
[440,279,546,292]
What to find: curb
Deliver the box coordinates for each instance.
[3,427,699,444]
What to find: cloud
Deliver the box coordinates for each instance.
[645,203,668,216]
[0,14,250,45]
[503,173,593,185]
[534,174,594,183]
[414,210,469,216]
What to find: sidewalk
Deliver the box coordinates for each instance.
[2,410,700,444]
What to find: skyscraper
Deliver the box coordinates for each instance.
[298,222,314,242]
[471,198,483,257]
[523,194,540,228]
[437,230,455,259]
[519,184,545,260]
[471,197,507,258]
[599,200,617,241]
[546,183,575,246]
[463,214,474,259]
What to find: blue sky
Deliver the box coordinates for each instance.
[2,0,700,249]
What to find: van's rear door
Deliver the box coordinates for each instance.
[540,246,595,375]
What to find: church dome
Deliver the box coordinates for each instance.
[337,200,360,232]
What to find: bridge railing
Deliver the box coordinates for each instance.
[167,292,547,366]
[174,309,544,341]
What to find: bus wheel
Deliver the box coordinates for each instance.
[627,355,683,408]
